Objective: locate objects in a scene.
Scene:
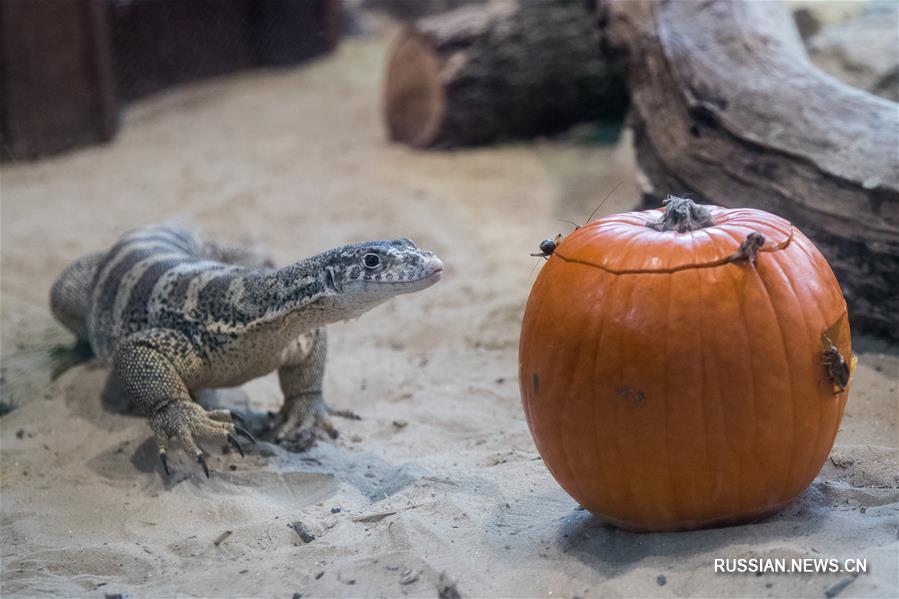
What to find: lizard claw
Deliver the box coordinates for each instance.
[197,452,210,478]
[328,407,361,421]
[316,415,339,439]
[227,434,245,457]
[150,401,252,479]
[228,410,246,425]
[234,425,257,445]
[159,450,170,476]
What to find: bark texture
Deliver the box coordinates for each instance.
[384,0,626,148]
[603,0,899,339]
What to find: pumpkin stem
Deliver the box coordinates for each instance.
[647,196,715,232]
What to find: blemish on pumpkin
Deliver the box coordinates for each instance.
[532,373,540,395]
[616,386,646,406]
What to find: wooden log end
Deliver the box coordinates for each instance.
[384,29,445,148]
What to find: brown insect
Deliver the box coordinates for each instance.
[528,181,625,261]
[821,334,850,393]
[730,231,766,265]
[530,234,563,260]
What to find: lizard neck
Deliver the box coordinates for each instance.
[241,257,360,332]
[250,259,331,324]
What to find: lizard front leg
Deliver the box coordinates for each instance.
[113,329,254,477]
[271,327,341,451]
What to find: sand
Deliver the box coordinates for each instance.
[1,34,897,598]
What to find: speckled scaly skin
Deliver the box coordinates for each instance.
[50,223,443,477]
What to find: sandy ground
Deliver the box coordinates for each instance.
[1,34,897,599]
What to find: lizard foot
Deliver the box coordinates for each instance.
[151,402,255,478]
[268,396,339,453]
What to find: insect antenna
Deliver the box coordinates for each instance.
[583,179,625,226]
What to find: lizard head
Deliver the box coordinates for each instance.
[318,238,443,316]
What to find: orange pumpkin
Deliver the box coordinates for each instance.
[519,198,852,531]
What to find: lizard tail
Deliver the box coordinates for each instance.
[50,252,104,343]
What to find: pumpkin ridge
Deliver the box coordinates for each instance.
[661,268,680,524]
[685,243,714,520]
[753,249,798,503]
[587,271,617,513]
[557,280,594,507]
[521,274,568,485]
[701,266,743,513]
[777,248,833,491]
[769,249,820,495]
[696,323,723,515]
[723,227,780,509]
[524,264,587,501]
[553,226,795,275]
[718,246,760,514]
[744,229,804,508]
[600,271,639,517]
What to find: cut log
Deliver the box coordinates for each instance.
[602,0,899,339]
[384,0,627,148]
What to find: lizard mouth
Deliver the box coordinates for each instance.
[420,260,444,282]
[421,265,443,282]
[377,262,443,292]
[394,265,443,288]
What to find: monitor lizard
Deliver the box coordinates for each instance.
[50,223,443,477]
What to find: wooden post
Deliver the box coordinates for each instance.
[0,0,117,160]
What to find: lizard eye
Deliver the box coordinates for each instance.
[362,253,381,270]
